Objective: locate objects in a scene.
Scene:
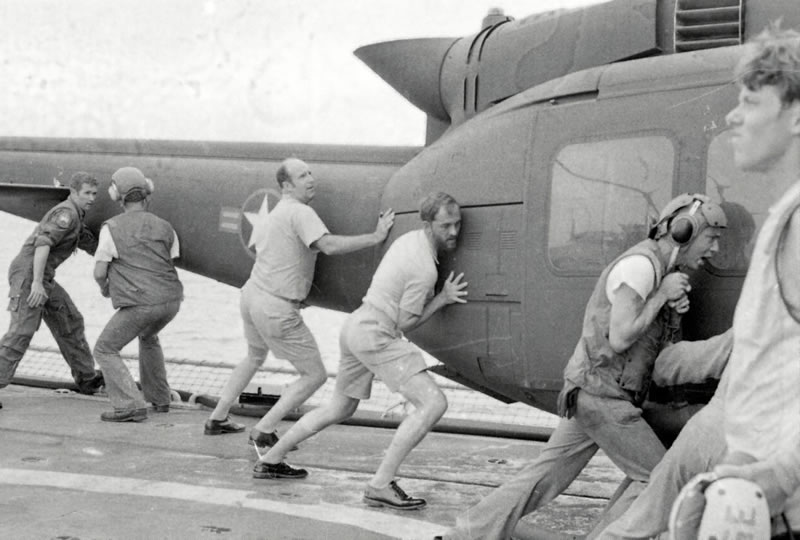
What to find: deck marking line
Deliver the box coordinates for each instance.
[0,467,444,539]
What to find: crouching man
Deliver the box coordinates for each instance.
[93,167,183,422]
[256,192,468,511]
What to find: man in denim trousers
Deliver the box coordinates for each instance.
[93,167,183,422]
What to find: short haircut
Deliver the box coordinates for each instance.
[69,171,98,191]
[735,25,800,106]
[123,190,147,203]
[419,192,459,223]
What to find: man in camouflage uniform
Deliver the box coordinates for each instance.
[0,171,104,409]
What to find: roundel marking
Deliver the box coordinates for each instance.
[239,188,282,259]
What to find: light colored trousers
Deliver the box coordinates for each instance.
[444,390,666,540]
[445,330,733,540]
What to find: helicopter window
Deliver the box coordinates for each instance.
[705,130,769,275]
[548,136,674,274]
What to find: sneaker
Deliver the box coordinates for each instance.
[363,481,426,510]
[204,417,245,435]
[249,428,297,451]
[252,461,308,480]
[101,408,147,422]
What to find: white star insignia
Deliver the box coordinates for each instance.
[244,194,270,248]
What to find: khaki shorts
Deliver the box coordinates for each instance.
[240,281,322,373]
[334,303,427,400]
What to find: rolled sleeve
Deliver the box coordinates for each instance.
[94,225,118,262]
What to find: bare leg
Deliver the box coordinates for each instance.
[370,371,447,488]
[262,391,360,463]
[252,357,327,434]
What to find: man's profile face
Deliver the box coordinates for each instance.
[725,85,798,172]
[71,183,98,212]
[679,226,722,270]
[284,159,316,204]
[428,205,461,252]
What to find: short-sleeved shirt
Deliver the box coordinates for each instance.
[362,229,438,328]
[9,197,87,285]
[723,182,800,522]
[605,254,656,302]
[247,197,329,301]
[95,225,180,262]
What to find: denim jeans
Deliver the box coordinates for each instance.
[94,300,180,411]
[445,391,667,540]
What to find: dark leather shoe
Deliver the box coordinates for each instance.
[253,461,308,479]
[152,404,169,413]
[204,417,245,435]
[363,481,426,510]
[249,428,297,451]
[101,408,147,422]
[78,372,105,395]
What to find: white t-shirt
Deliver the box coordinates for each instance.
[247,198,329,301]
[95,224,180,262]
[605,254,656,302]
[362,229,438,327]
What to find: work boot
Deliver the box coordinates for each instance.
[252,461,308,480]
[100,408,147,422]
[152,404,170,413]
[363,481,426,510]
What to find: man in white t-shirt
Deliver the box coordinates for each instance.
[442,194,727,540]
[255,192,468,510]
[204,157,395,449]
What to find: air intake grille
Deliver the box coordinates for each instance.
[674,0,743,52]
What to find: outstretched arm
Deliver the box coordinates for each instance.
[313,209,395,255]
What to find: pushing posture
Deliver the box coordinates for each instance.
[443,194,726,540]
[0,171,104,409]
[597,27,800,540]
[255,192,467,510]
[93,167,183,422]
[204,158,394,449]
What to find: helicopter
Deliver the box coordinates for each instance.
[0,0,794,432]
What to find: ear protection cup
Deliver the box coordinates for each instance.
[669,200,703,245]
[108,168,154,202]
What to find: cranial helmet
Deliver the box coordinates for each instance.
[650,193,728,245]
[109,167,154,202]
[669,474,771,540]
